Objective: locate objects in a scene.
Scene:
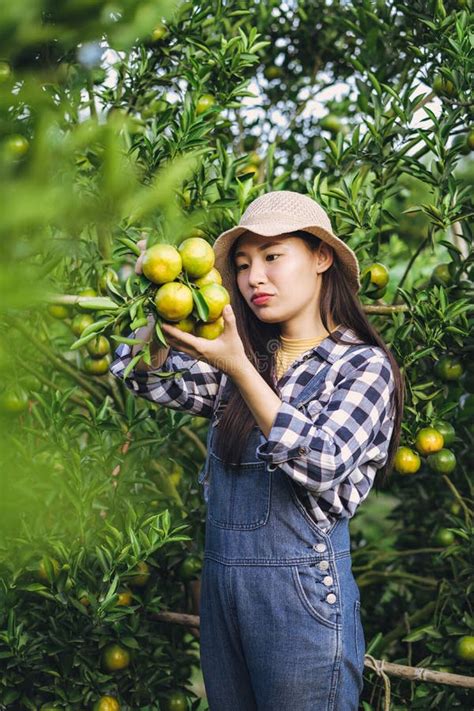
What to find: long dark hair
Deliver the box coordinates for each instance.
[213,230,405,490]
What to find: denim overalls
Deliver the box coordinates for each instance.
[198,363,366,711]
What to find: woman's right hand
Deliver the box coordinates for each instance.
[134,239,147,275]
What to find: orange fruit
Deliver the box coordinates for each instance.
[160,691,188,711]
[151,23,168,41]
[434,355,463,381]
[431,263,454,287]
[264,65,283,80]
[0,386,29,414]
[193,267,223,288]
[449,500,461,515]
[99,269,119,293]
[86,336,111,358]
[393,446,421,474]
[426,448,456,474]
[194,317,225,340]
[83,355,111,375]
[126,561,151,588]
[414,427,444,455]
[432,420,456,446]
[467,129,474,151]
[199,283,230,321]
[456,636,474,663]
[178,237,215,278]
[92,696,120,711]
[47,304,70,319]
[116,590,133,606]
[435,528,455,546]
[71,313,94,337]
[0,61,11,83]
[178,555,202,581]
[37,556,60,583]
[154,282,194,322]
[174,317,195,333]
[101,643,131,672]
[142,244,182,285]
[4,134,29,158]
[196,93,216,115]
[433,75,456,98]
[361,263,390,289]
[78,288,98,298]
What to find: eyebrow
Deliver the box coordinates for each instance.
[234,240,285,259]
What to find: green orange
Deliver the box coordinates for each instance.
[155,282,194,322]
[47,303,70,319]
[455,636,474,663]
[414,427,444,455]
[361,263,390,289]
[86,336,111,358]
[435,528,455,546]
[193,267,223,288]
[126,561,151,588]
[178,237,215,278]
[0,386,29,414]
[196,93,216,115]
[434,355,463,381]
[71,313,94,337]
[199,283,230,321]
[160,690,188,711]
[426,448,456,474]
[92,696,120,711]
[142,244,182,285]
[83,355,111,375]
[178,555,202,581]
[101,643,131,672]
[432,420,456,446]
[195,317,225,340]
[393,446,421,475]
[37,556,60,583]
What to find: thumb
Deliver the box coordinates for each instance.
[223,304,235,320]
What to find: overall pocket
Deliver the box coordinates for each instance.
[292,562,342,630]
[207,451,272,530]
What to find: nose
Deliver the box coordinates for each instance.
[246,258,268,287]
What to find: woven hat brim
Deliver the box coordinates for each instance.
[213,221,361,293]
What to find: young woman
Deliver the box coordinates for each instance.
[111,190,404,711]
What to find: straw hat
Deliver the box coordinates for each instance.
[213,190,361,293]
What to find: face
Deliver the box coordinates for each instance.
[233,232,334,326]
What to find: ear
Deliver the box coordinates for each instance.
[316,242,334,270]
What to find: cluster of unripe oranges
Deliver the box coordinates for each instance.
[141,236,230,340]
[394,421,456,476]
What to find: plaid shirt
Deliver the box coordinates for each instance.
[110,326,396,530]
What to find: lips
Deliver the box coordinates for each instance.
[251,293,273,302]
[252,294,273,305]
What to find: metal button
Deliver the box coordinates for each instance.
[298,446,308,455]
[268,464,277,472]
[323,576,333,586]
[318,560,329,571]
[313,543,326,553]
[326,593,337,604]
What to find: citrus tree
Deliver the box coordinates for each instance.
[0,1,473,709]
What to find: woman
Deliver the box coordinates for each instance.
[111,190,404,710]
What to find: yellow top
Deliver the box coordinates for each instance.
[274,326,341,381]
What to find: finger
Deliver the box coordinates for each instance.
[161,323,203,350]
[137,239,147,250]
[135,254,144,275]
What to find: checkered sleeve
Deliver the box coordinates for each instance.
[255,356,395,492]
[109,339,223,419]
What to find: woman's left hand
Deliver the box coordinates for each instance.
[161,304,249,377]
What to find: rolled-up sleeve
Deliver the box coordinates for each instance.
[255,357,395,493]
[110,340,223,419]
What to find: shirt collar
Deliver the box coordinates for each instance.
[307,326,365,364]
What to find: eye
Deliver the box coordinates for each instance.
[236,254,281,272]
